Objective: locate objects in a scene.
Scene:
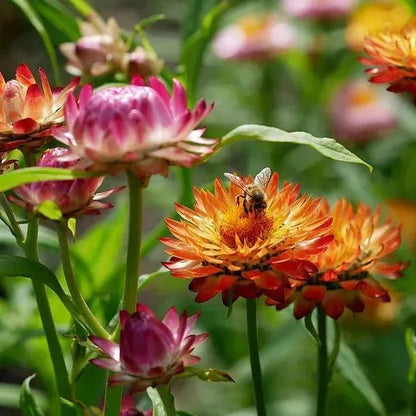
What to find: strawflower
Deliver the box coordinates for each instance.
[212,14,297,61]
[345,0,412,51]
[360,18,416,100]
[90,303,208,393]
[282,0,357,20]
[0,64,79,151]
[267,199,408,319]
[10,147,122,217]
[328,80,396,142]
[53,76,216,182]
[162,169,333,304]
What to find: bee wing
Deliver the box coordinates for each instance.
[224,172,252,193]
[254,167,272,190]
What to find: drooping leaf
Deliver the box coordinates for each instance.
[0,382,46,409]
[219,124,373,172]
[37,200,62,220]
[19,374,45,416]
[147,386,177,416]
[0,167,102,192]
[0,255,82,324]
[337,342,387,416]
[303,313,320,346]
[11,0,61,83]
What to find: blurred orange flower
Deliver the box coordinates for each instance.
[162,169,333,304]
[0,64,79,152]
[267,199,408,319]
[386,199,416,251]
[345,0,412,51]
[360,18,416,99]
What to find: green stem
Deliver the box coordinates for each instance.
[246,298,267,416]
[412,378,416,416]
[0,193,24,245]
[104,381,123,416]
[327,320,341,383]
[25,217,74,416]
[56,221,109,338]
[122,171,143,313]
[316,307,328,416]
[154,385,177,416]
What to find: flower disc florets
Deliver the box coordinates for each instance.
[90,303,208,393]
[53,76,216,182]
[10,147,122,217]
[162,171,333,304]
[0,64,79,151]
[360,19,416,99]
[267,199,408,319]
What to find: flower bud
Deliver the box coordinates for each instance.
[124,47,163,79]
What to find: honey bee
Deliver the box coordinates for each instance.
[224,167,271,215]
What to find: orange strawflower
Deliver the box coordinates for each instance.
[0,64,79,152]
[162,169,333,304]
[360,19,416,99]
[267,199,408,320]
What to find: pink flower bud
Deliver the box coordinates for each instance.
[10,147,122,217]
[124,47,163,79]
[90,303,208,393]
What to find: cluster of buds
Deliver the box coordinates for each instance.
[60,12,163,80]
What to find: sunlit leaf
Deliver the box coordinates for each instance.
[337,342,387,416]
[20,374,45,416]
[0,167,102,192]
[67,0,94,16]
[219,125,373,172]
[181,367,234,383]
[37,200,62,220]
[68,218,77,237]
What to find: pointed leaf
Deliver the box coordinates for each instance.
[20,374,45,416]
[147,386,177,416]
[180,367,234,383]
[68,218,77,237]
[219,124,373,172]
[37,200,62,220]
[303,313,320,346]
[337,342,387,416]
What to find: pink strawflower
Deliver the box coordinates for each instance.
[0,64,79,151]
[282,0,357,20]
[10,147,122,217]
[90,303,208,393]
[120,395,152,416]
[53,76,216,181]
[328,80,396,142]
[213,14,297,61]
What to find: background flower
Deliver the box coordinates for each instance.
[282,0,357,20]
[90,304,208,393]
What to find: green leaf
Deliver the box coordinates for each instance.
[11,0,61,84]
[0,167,102,192]
[219,124,373,172]
[303,313,320,346]
[180,1,229,104]
[37,200,62,220]
[0,255,82,324]
[138,268,170,292]
[68,218,77,237]
[31,0,80,41]
[337,342,387,416]
[147,386,177,416]
[177,412,195,416]
[20,374,45,416]
[181,367,234,383]
[0,382,46,409]
[406,328,416,383]
[67,0,94,15]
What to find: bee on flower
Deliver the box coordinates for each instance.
[266,199,408,320]
[0,64,79,152]
[162,169,333,304]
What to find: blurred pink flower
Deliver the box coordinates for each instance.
[90,303,208,393]
[0,64,79,151]
[282,0,357,20]
[213,14,297,61]
[53,76,216,181]
[328,80,396,142]
[10,147,122,217]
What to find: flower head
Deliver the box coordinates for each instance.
[360,18,416,99]
[212,14,297,61]
[267,199,408,319]
[90,303,208,393]
[0,64,79,151]
[10,147,122,218]
[53,76,216,182]
[162,169,333,304]
[345,0,412,51]
[328,80,397,142]
[282,0,357,20]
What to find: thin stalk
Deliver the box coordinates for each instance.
[122,171,143,313]
[25,217,74,416]
[246,298,267,416]
[104,381,123,416]
[0,193,24,245]
[316,307,328,416]
[56,221,109,338]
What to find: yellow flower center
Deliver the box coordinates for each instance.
[349,86,377,106]
[219,205,273,249]
[239,16,271,38]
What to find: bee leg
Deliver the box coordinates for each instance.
[235,195,241,206]
[243,199,249,215]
